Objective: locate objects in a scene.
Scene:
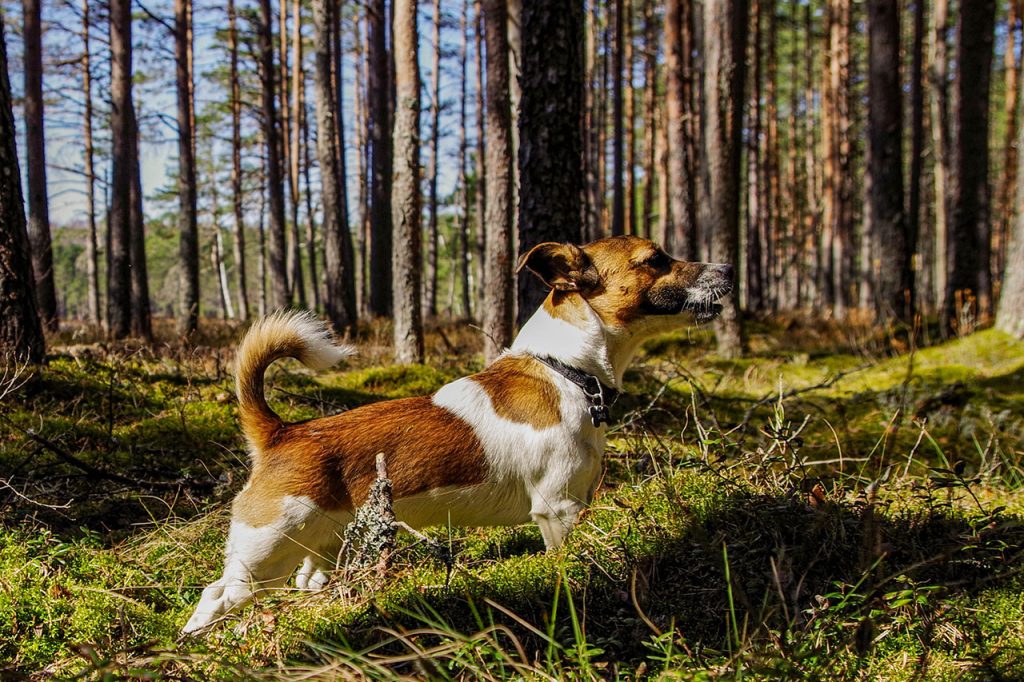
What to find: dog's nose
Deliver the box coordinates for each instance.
[708,263,734,283]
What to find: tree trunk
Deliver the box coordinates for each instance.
[665,0,697,259]
[641,0,656,240]
[996,0,1022,289]
[81,0,100,326]
[929,0,950,313]
[333,0,355,328]
[516,0,585,326]
[107,0,133,338]
[288,0,306,308]
[176,0,199,335]
[997,68,1024,338]
[314,0,355,333]
[458,0,472,319]
[610,0,625,236]
[391,0,424,363]
[908,0,925,314]
[211,184,235,320]
[482,0,515,362]
[258,0,291,311]
[367,0,393,317]
[302,95,320,311]
[424,0,443,319]
[745,0,763,311]
[762,0,778,311]
[474,0,487,306]
[0,19,45,362]
[128,100,151,339]
[867,0,909,323]
[624,0,636,235]
[23,0,57,331]
[945,0,996,334]
[228,0,250,321]
[257,160,268,317]
[702,0,748,357]
[352,9,368,318]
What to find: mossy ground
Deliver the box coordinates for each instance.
[1,317,1022,679]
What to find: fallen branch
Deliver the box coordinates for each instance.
[0,412,189,491]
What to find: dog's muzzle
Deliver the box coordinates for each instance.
[684,263,734,323]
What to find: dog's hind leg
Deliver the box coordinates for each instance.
[182,497,332,634]
[295,555,331,592]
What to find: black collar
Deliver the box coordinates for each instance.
[531,355,621,427]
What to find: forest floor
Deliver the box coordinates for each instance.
[1,316,1023,680]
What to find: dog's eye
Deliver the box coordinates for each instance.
[645,251,670,269]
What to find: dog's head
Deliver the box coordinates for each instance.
[518,236,734,331]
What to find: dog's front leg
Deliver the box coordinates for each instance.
[530,497,585,550]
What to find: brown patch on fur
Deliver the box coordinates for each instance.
[233,397,488,524]
[471,355,562,429]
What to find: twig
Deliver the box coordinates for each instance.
[0,478,73,509]
[0,412,186,490]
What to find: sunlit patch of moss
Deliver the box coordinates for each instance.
[319,364,457,399]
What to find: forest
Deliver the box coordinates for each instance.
[1,0,1024,678]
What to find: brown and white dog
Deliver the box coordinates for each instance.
[183,236,732,633]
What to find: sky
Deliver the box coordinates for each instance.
[6,0,474,228]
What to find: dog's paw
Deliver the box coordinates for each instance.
[307,568,330,592]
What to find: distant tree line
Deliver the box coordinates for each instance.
[3,0,1024,364]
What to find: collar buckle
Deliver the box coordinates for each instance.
[531,355,621,428]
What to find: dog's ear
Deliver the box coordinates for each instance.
[516,242,600,293]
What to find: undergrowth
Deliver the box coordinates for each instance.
[1,318,1023,679]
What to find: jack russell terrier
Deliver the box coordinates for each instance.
[183,236,733,633]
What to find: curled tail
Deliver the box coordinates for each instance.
[235,311,355,452]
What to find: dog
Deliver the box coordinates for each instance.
[182,236,732,633]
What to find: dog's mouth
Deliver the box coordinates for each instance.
[691,302,724,324]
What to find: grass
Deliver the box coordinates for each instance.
[1,317,1023,679]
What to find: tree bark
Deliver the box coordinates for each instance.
[945,0,996,333]
[424,0,443,319]
[702,0,748,357]
[352,9,368,318]
[998,65,1024,338]
[391,0,424,363]
[474,0,487,306]
[0,19,45,362]
[23,0,56,329]
[228,0,250,321]
[996,0,1022,289]
[610,0,625,236]
[23,0,57,331]
[107,0,133,338]
[288,0,306,308]
[210,184,235,320]
[929,0,950,313]
[908,0,925,314]
[516,0,584,326]
[258,0,291,311]
[867,0,909,323]
[482,0,515,362]
[313,0,355,334]
[176,0,199,335]
[665,0,697,259]
[458,0,472,319]
[128,100,151,339]
[81,0,100,326]
[641,0,656,240]
[745,0,763,311]
[367,0,393,317]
